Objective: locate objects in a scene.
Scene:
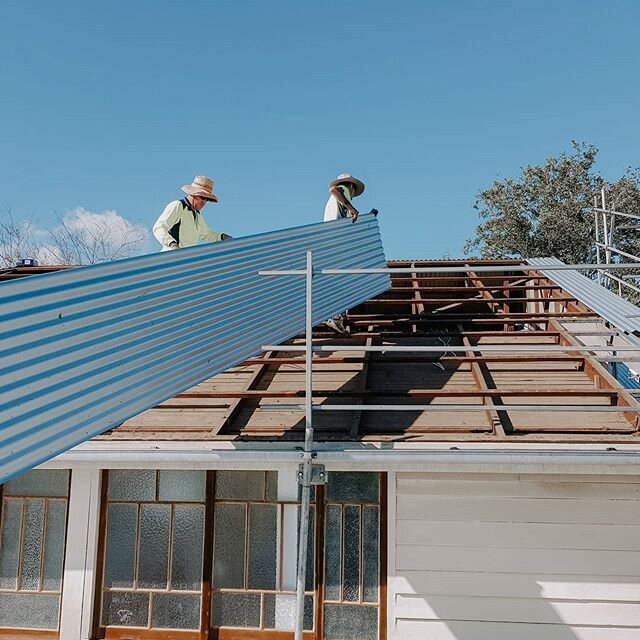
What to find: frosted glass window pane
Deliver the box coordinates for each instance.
[42,499,67,591]
[324,505,342,600]
[212,592,260,628]
[215,470,264,500]
[152,593,201,630]
[213,503,246,589]
[138,504,170,589]
[101,591,149,627]
[363,507,379,603]
[264,594,313,631]
[171,505,204,591]
[327,472,379,503]
[324,605,377,640]
[0,500,23,590]
[343,506,360,602]
[266,470,278,500]
[0,593,60,630]
[4,469,69,497]
[108,470,156,501]
[248,504,277,589]
[20,499,45,591]
[104,503,138,588]
[305,506,315,592]
[158,470,205,502]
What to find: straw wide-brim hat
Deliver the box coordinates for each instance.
[329,173,365,197]
[181,176,218,202]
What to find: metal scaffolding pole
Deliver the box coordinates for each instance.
[594,195,602,284]
[262,344,640,354]
[294,250,314,640]
[261,404,640,413]
[261,262,640,276]
[602,188,611,276]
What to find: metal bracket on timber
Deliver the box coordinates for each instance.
[548,318,640,430]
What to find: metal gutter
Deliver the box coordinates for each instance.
[40,445,640,475]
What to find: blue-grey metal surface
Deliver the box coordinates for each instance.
[0,214,389,483]
[528,257,640,336]
[608,362,640,389]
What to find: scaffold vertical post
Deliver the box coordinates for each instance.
[594,195,602,284]
[601,188,612,289]
[294,250,314,640]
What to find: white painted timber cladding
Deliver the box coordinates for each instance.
[391,472,640,640]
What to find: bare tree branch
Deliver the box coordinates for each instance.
[0,207,148,267]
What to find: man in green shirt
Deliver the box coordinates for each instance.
[153,176,232,251]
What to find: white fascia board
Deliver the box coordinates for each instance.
[40,441,640,476]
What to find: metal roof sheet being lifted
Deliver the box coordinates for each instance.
[528,257,640,337]
[0,214,388,482]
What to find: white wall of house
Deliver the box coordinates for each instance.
[27,456,640,639]
[389,472,640,640]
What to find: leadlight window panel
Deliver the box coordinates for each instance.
[3,469,70,498]
[0,469,70,631]
[100,470,206,632]
[212,470,315,632]
[323,472,382,639]
[326,472,379,503]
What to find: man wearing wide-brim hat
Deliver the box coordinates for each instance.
[153,176,232,251]
[323,173,366,223]
[323,173,370,335]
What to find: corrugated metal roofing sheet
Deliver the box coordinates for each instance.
[528,257,640,337]
[0,214,388,482]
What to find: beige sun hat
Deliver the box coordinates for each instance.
[329,173,365,197]
[181,176,218,202]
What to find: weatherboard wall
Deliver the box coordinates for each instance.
[390,472,640,639]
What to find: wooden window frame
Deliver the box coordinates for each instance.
[210,473,316,639]
[316,474,387,640]
[0,471,72,640]
[93,471,205,640]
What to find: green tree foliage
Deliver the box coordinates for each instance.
[604,167,640,259]
[465,142,640,264]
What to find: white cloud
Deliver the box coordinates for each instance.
[59,207,150,248]
[0,206,152,266]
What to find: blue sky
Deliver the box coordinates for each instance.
[1,0,639,259]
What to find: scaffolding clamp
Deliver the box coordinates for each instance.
[297,462,327,486]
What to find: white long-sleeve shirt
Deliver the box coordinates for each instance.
[153,199,225,250]
[323,185,352,222]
